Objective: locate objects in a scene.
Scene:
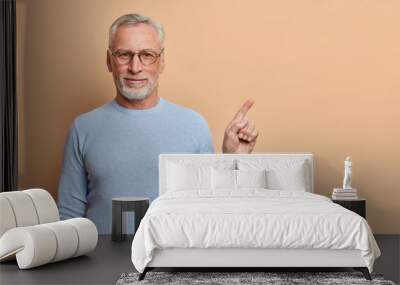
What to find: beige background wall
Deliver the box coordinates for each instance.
[16,0,399,233]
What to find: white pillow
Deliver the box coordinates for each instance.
[211,169,268,190]
[266,163,306,191]
[237,169,267,188]
[211,168,236,190]
[167,162,212,191]
[238,159,308,191]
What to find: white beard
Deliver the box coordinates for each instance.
[115,76,157,100]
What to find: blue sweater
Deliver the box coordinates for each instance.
[57,98,214,233]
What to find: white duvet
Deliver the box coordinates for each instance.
[131,190,380,273]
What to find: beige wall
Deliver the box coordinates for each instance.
[16,0,400,233]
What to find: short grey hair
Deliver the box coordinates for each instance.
[108,13,165,48]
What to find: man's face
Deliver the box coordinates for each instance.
[107,24,165,100]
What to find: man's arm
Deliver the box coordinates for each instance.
[57,122,88,219]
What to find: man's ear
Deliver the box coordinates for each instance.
[159,53,165,74]
[107,50,112,72]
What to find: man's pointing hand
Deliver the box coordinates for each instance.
[222,99,259,153]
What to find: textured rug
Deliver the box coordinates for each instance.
[116,271,396,285]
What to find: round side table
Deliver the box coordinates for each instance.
[112,197,149,242]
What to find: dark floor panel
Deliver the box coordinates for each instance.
[374,234,400,284]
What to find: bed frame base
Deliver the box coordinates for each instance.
[137,248,371,280]
[137,267,372,281]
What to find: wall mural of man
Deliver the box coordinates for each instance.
[57,14,259,234]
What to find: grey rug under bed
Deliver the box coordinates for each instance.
[116,271,396,285]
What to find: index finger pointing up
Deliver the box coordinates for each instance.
[233,99,255,120]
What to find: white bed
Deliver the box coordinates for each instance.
[131,154,380,280]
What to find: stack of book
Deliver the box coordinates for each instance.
[332,188,358,200]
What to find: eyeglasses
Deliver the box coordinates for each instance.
[109,48,164,66]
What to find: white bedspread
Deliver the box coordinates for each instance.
[131,190,380,273]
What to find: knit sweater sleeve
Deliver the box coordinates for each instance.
[57,120,88,220]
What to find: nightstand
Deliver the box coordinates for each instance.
[112,197,149,242]
[332,198,366,218]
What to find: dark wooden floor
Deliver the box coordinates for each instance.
[374,234,400,284]
[0,235,398,284]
